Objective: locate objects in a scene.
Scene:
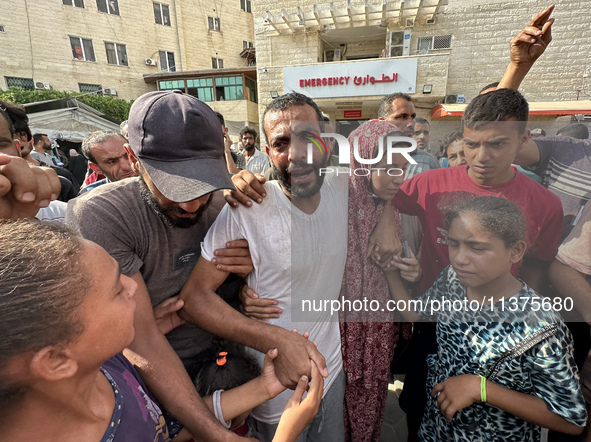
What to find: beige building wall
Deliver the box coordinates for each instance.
[253,0,590,130]
[0,0,254,102]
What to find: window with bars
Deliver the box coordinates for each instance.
[240,0,251,13]
[208,17,221,31]
[105,42,128,66]
[96,0,119,15]
[159,50,175,72]
[417,35,452,52]
[70,36,96,62]
[153,3,170,26]
[187,78,214,102]
[5,76,35,90]
[63,0,84,7]
[79,83,103,95]
[211,58,224,69]
[243,41,254,50]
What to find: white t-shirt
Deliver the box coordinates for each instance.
[201,172,348,424]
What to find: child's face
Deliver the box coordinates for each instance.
[447,140,466,167]
[70,241,137,365]
[370,152,408,201]
[447,213,521,289]
[463,120,529,186]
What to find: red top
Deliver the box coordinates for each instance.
[394,165,563,294]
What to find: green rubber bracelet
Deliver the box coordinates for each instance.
[480,376,487,403]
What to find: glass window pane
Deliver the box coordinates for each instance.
[159,51,167,71]
[96,0,108,13]
[108,0,119,15]
[70,37,83,60]
[63,0,71,5]
[105,42,116,64]
[117,44,127,65]
[167,52,175,72]
[154,3,162,24]
[83,39,95,61]
[162,4,170,25]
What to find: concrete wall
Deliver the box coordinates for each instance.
[253,0,590,123]
[0,0,254,101]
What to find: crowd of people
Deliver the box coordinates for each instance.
[1,4,591,442]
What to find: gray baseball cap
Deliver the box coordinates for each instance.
[127,90,234,202]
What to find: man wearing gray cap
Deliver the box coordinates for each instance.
[66,90,293,440]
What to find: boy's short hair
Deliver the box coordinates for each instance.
[441,129,464,157]
[462,89,529,134]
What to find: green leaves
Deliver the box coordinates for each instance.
[0,88,133,122]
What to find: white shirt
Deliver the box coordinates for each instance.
[201,172,348,424]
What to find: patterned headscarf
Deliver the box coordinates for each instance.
[340,119,409,387]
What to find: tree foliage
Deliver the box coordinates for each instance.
[0,88,133,122]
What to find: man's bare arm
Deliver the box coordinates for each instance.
[498,5,554,90]
[549,259,591,324]
[124,272,242,442]
[179,257,328,388]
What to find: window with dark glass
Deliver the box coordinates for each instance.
[245,77,257,103]
[153,3,170,26]
[211,58,224,69]
[96,0,119,15]
[63,0,84,8]
[105,42,128,66]
[240,0,251,13]
[70,36,96,62]
[159,50,176,72]
[243,41,254,49]
[208,16,221,31]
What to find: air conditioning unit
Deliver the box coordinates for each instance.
[103,88,118,96]
[324,49,342,62]
[443,94,458,104]
[388,30,412,57]
[406,18,414,28]
[145,58,157,66]
[35,82,52,90]
[426,16,436,25]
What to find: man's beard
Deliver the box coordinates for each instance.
[139,177,212,228]
[244,143,255,153]
[272,156,330,199]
